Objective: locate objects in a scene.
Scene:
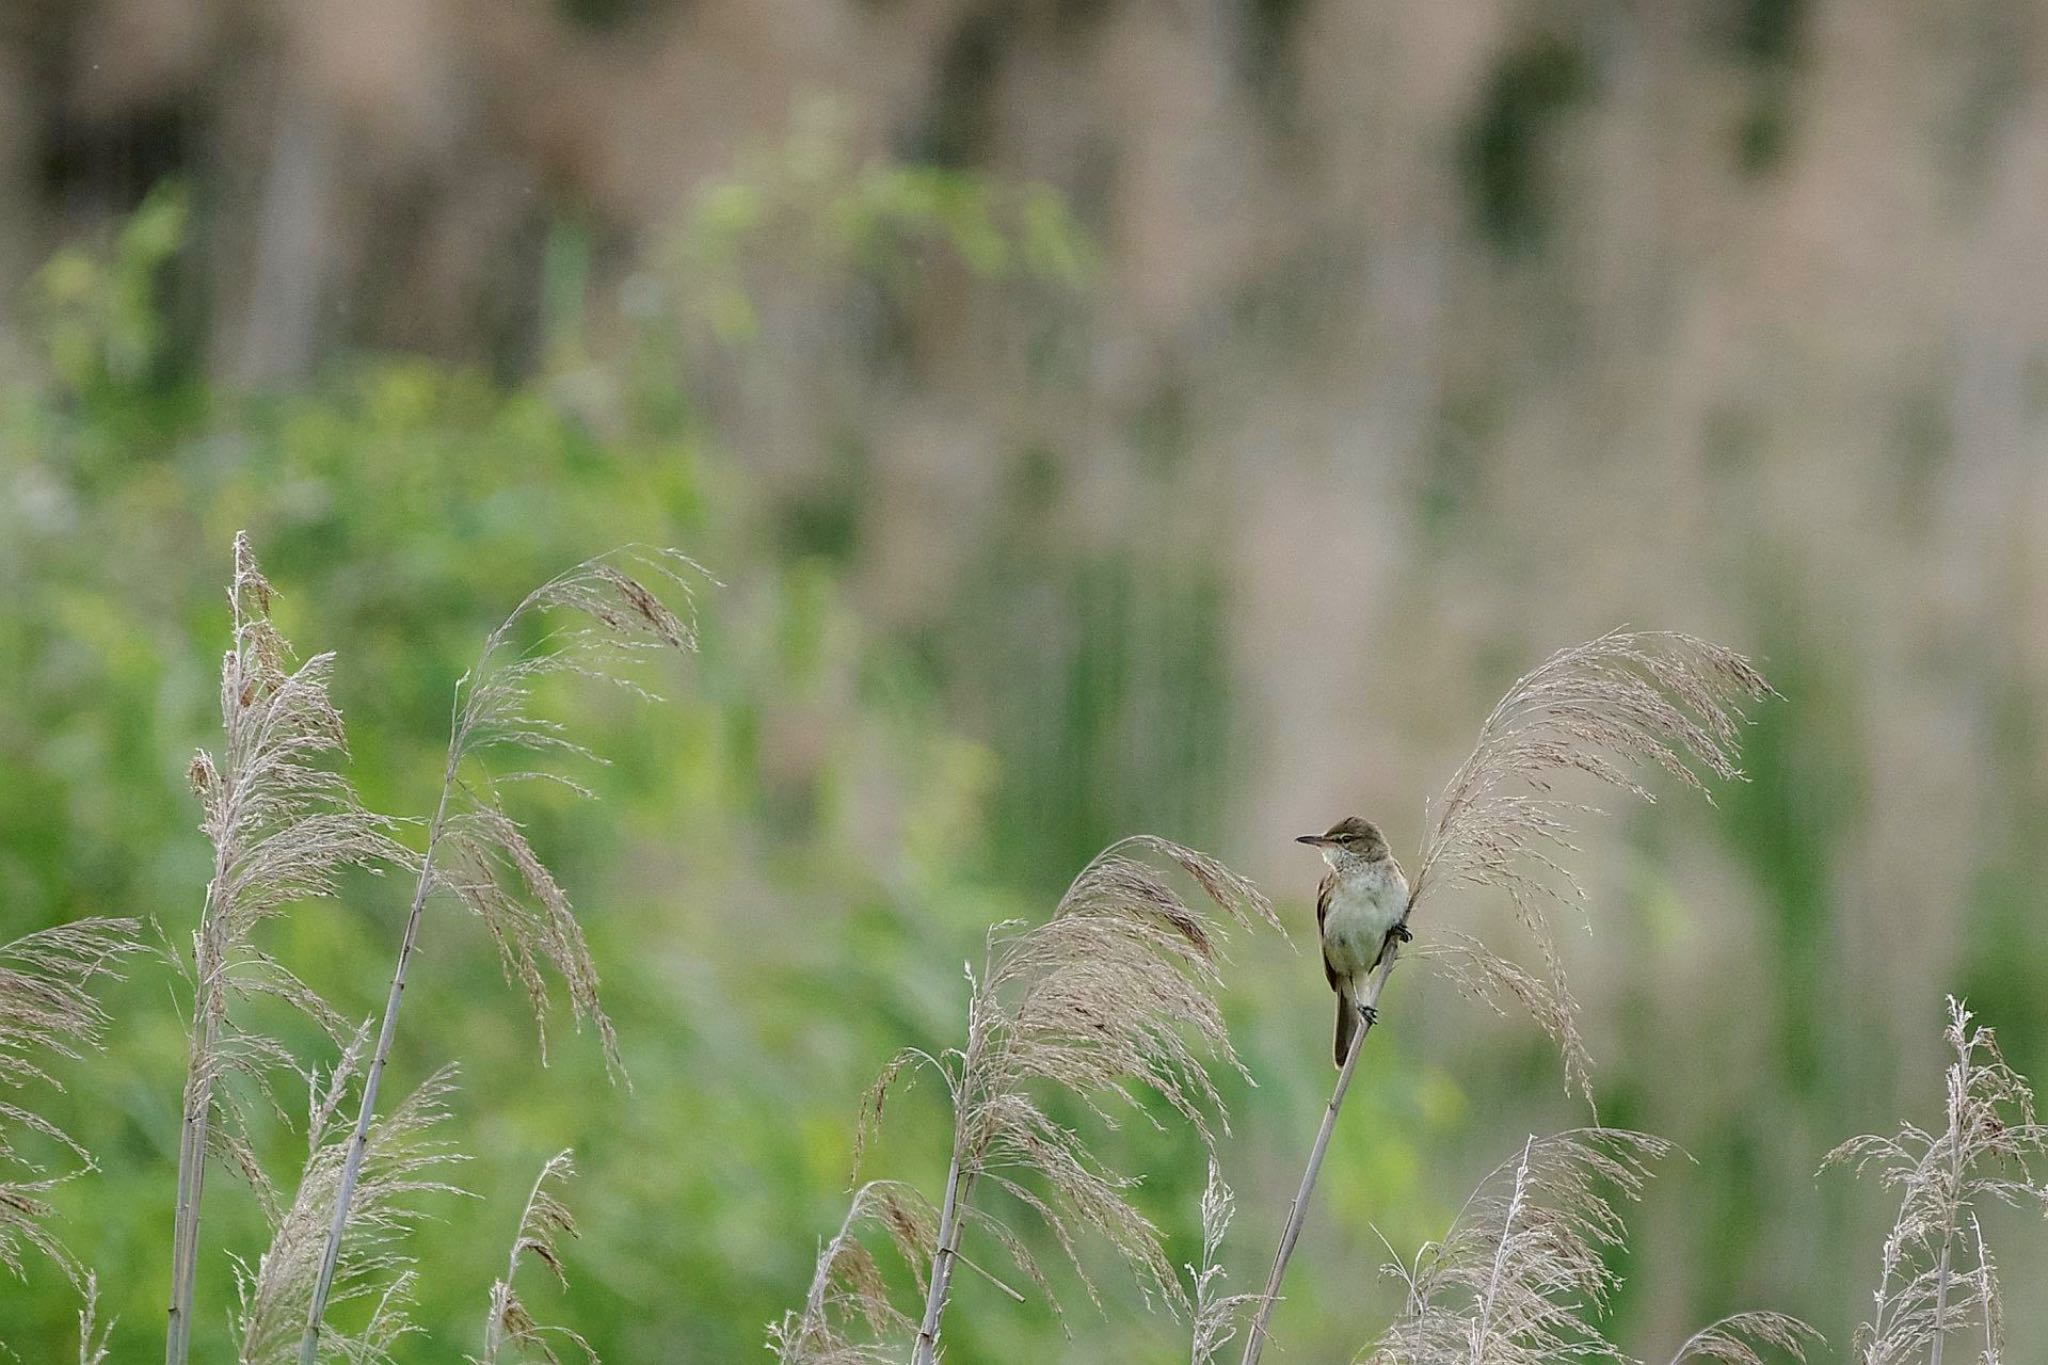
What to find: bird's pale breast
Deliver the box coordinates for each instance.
[1323,862,1408,976]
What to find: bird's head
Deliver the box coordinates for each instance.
[1295,816,1390,864]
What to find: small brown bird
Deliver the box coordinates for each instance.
[1296,817,1410,1067]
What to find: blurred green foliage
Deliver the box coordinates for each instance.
[660,104,1093,350]
[1460,33,1590,255]
[31,183,189,395]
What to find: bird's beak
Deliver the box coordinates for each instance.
[1295,834,1330,847]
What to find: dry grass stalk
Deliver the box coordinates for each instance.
[1365,1130,1815,1365]
[1238,944,1400,1365]
[1968,1215,2001,1365]
[769,1180,937,1364]
[1825,997,2048,1365]
[1412,933,1588,1102]
[473,1150,596,1365]
[1406,630,1771,1101]
[235,1048,465,1365]
[1663,1313,1824,1365]
[826,837,1272,1364]
[299,547,704,1365]
[77,1270,113,1365]
[1187,1160,1258,1365]
[1240,633,1769,1365]
[0,917,140,1289]
[170,534,409,1365]
[1366,1129,1668,1365]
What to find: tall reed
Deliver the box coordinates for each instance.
[1185,1161,1257,1365]
[233,1042,465,1364]
[1363,1128,1817,1365]
[0,916,140,1294]
[1827,997,2048,1365]
[902,838,1273,1364]
[778,836,1276,1363]
[474,1150,596,1365]
[770,1181,942,1364]
[168,535,406,1365]
[1239,631,1772,1365]
[297,548,703,1365]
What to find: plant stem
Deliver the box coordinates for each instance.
[1473,1135,1535,1352]
[297,739,460,1365]
[164,964,217,1365]
[167,826,235,1365]
[1929,1237,1953,1365]
[1238,933,1403,1365]
[792,1194,871,1355]
[912,1140,970,1365]
[1928,1033,1970,1365]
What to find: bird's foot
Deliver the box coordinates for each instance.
[1357,1003,1379,1028]
[1388,922,1413,944]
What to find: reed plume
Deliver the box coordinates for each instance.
[0,917,140,1294]
[1404,630,1771,1099]
[768,1181,936,1364]
[474,1149,596,1365]
[169,534,408,1365]
[76,1271,113,1365]
[299,547,704,1364]
[1186,1160,1257,1365]
[789,836,1274,1364]
[1240,631,1771,1365]
[1826,997,2048,1365]
[1365,1129,1670,1365]
[1410,933,1587,1101]
[1364,1129,1815,1365]
[1662,1314,1825,1365]
[234,1045,464,1365]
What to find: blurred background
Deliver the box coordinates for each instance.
[4,0,2048,1360]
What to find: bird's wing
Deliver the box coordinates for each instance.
[1317,872,1341,992]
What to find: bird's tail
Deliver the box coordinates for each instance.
[1334,985,1357,1069]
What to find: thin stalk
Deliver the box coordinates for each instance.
[911,1138,970,1365]
[1471,1136,1536,1355]
[1972,1217,1997,1365]
[1927,1052,1969,1365]
[794,1195,872,1347]
[165,981,217,1365]
[298,551,696,1361]
[297,729,460,1365]
[1928,1238,1953,1365]
[166,832,236,1365]
[1238,931,1403,1365]
[481,1158,560,1365]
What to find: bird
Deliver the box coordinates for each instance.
[1296,816,1410,1067]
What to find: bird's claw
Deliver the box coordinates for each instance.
[1357,1003,1379,1027]
[1389,922,1412,944]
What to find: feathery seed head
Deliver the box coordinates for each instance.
[1366,1129,1673,1365]
[431,547,710,1083]
[0,917,143,1284]
[473,1150,597,1365]
[1407,631,1770,1103]
[235,1061,467,1365]
[1826,998,2048,1365]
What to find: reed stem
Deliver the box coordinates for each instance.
[296,733,459,1365]
[166,836,234,1365]
[1238,931,1402,1365]
[911,1139,969,1365]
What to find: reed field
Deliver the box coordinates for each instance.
[5,5,2048,1359]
